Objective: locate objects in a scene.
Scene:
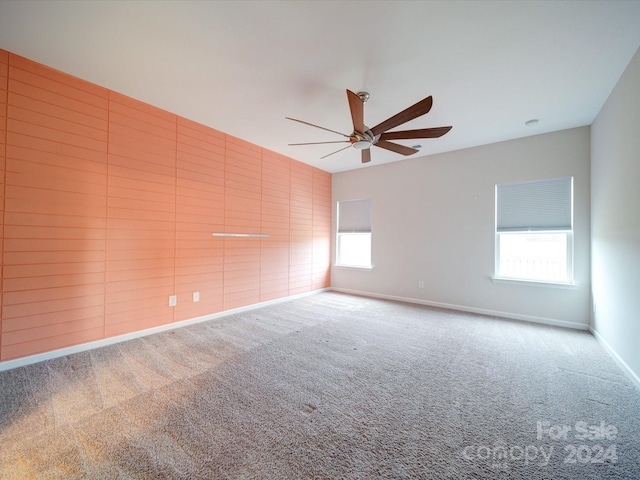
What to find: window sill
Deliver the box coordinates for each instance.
[334,264,374,271]
[491,276,578,289]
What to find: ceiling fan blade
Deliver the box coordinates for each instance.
[289,141,351,146]
[347,89,364,134]
[361,148,371,164]
[380,126,452,140]
[370,96,433,137]
[285,117,350,138]
[321,144,352,159]
[375,139,419,156]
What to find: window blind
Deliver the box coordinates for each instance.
[496,177,573,232]
[338,199,371,233]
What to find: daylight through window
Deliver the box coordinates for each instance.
[337,199,371,268]
[495,177,573,283]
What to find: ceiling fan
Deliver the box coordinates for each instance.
[286,90,452,164]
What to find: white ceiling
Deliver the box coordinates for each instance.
[1,1,639,173]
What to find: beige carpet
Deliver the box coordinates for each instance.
[0,292,638,479]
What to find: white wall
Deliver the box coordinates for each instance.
[332,127,591,328]
[591,47,640,383]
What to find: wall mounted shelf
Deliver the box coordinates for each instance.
[211,233,270,238]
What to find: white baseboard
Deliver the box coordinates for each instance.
[590,327,640,392]
[330,287,590,331]
[0,288,329,373]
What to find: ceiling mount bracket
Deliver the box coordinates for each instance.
[357,91,370,103]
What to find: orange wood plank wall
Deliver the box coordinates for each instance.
[0,50,331,362]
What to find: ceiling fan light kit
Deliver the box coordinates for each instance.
[353,139,372,150]
[287,89,452,164]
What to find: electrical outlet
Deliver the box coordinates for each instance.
[418,280,425,289]
[169,295,177,307]
[193,291,200,302]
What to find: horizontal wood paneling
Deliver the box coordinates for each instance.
[224,136,261,310]
[289,161,314,295]
[175,117,225,320]
[0,51,332,363]
[313,169,332,289]
[105,92,176,338]
[2,53,108,361]
[261,150,290,302]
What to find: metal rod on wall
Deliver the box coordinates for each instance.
[212,233,270,238]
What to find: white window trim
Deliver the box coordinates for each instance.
[494,176,575,287]
[336,198,372,269]
[333,264,374,271]
[490,276,578,289]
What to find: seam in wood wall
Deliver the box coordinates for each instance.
[0,50,331,362]
[1,49,8,354]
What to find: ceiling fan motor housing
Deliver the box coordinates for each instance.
[351,128,375,149]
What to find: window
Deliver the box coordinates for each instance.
[337,198,371,268]
[495,177,573,284]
